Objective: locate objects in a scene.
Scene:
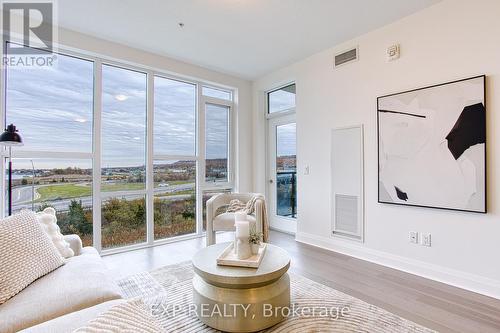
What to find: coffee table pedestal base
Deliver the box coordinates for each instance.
[193,273,290,332]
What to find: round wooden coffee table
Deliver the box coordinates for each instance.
[192,242,291,332]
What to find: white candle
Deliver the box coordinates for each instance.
[234,212,247,222]
[235,221,249,238]
[237,238,251,260]
[233,223,238,254]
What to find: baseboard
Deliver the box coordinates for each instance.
[270,226,296,236]
[295,231,500,299]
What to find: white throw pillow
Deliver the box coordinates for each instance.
[0,210,65,305]
[36,207,74,258]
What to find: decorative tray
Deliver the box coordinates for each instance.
[216,243,267,268]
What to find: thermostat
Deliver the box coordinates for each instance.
[387,43,400,61]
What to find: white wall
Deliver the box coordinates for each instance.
[252,0,500,298]
[56,27,254,192]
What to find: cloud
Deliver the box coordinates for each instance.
[277,123,296,156]
[205,104,228,159]
[6,56,230,168]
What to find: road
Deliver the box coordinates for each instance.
[12,185,39,204]
[12,183,195,213]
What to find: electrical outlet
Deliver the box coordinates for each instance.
[421,233,432,247]
[409,231,418,244]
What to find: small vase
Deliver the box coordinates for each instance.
[251,243,260,255]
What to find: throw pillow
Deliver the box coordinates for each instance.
[36,207,74,258]
[0,210,65,305]
[73,299,164,333]
[214,204,229,217]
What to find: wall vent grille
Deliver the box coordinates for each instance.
[334,194,360,239]
[334,47,358,67]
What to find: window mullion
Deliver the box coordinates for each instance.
[92,60,103,252]
[146,72,154,245]
[229,103,235,189]
[196,84,205,235]
[0,42,6,218]
[202,95,233,107]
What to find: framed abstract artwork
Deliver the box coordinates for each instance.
[377,75,486,213]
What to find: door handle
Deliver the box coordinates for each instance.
[269,179,274,184]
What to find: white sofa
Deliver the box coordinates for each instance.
[0,235,123,333]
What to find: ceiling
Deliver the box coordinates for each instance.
[58,0,440,80]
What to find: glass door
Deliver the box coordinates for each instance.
[268,114,297,234]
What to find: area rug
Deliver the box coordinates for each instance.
[117,262,436,332]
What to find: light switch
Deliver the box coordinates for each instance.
[409,231,418,244]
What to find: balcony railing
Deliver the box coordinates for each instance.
[276,170,296,218]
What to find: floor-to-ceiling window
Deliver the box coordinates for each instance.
[101,64,148,249]
[153,76,197,240]
[4,46,95,245]
[2,42,235,253]
[201,87,234,231]
[205,103,229,183]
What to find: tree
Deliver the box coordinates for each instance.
[37,202,53,212]
[102,197,145,229]
[182,194,196,220]
[66,200,92,235]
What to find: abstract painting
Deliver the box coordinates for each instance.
[377,75,486,213]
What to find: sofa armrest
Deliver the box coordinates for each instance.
[63,234,83,256]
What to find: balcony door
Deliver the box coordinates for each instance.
[267,114,297,234]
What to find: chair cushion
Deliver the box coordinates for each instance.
[0,210,65,305]
[213,212,256,231]
[0,247,122,333]
[20,300,126,333]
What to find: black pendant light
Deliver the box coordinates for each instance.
[0,124,23,146]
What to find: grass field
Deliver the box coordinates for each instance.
[36,184,91,201]
[36,181,193,201]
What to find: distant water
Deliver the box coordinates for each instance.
[12,174,28,180]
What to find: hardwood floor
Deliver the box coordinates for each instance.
[103,230,500,333]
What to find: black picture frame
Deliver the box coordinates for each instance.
[377,75,487,214]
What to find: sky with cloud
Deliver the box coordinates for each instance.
[6,52,296,171]
[6,53,234,169]
[277,122,296,157]
[6,53,94,157]
[269,86,296,157]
